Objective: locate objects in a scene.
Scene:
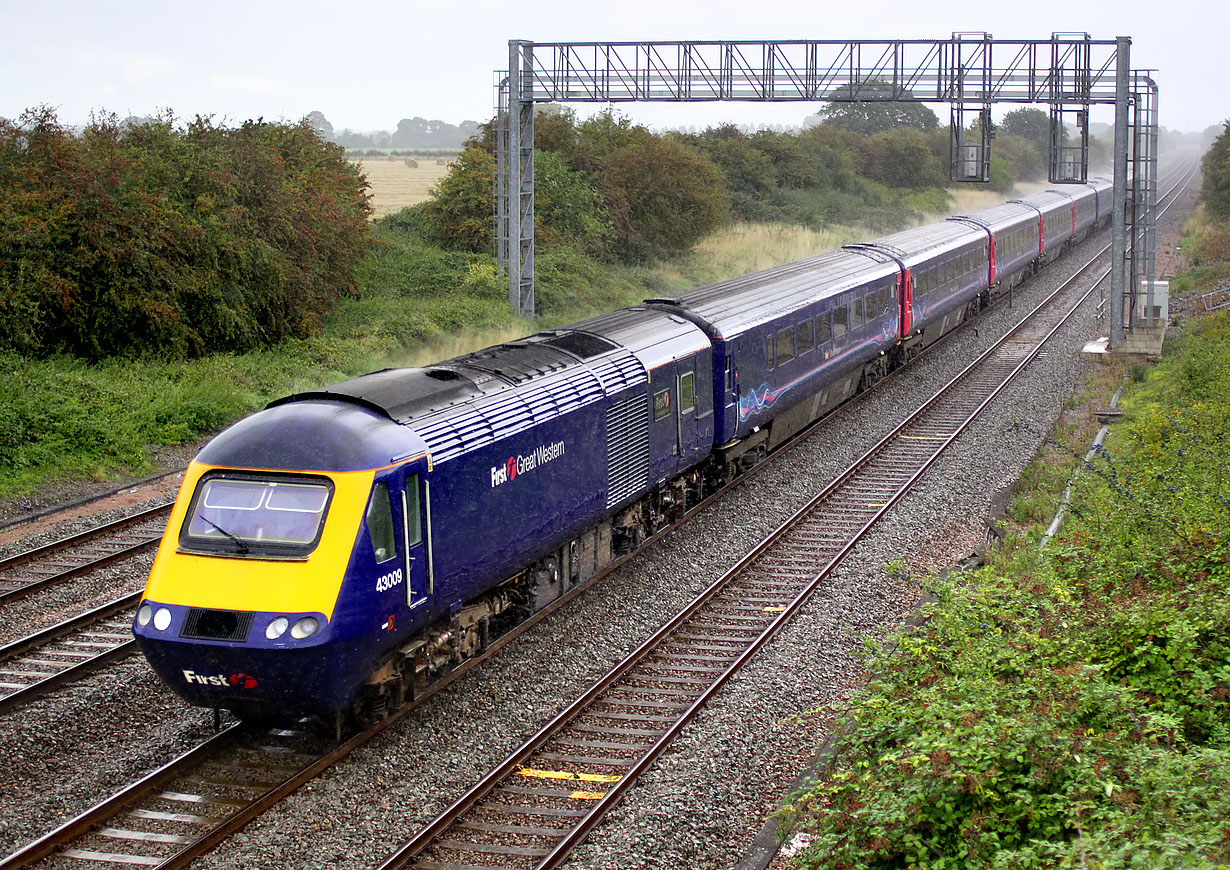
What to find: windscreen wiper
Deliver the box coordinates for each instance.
[201,516,251,554]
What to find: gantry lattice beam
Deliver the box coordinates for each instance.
[515,38,1120,104]
[496,35,1152,350]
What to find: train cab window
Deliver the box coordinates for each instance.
[816,312,832,346]
[679,372,695,414]
[777,328,795,364]
[366,482,398,564]
[798,319,814,354]
[766,335,775,369]
[833,305,848,338]
[653,387,672,421]
[180,474,333,557]
[404,475,422,548]
[851,297,864,330]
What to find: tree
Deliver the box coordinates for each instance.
[603,134,728,262]
[814,84,939,136]
[1201,122,1230,219]
[419,145,495,253]
[1001,108,1051,157]
[993,132,1045,183]
[306,110,333,141]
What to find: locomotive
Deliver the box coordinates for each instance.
[133,178,1113,726]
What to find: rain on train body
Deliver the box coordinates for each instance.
[133,179,1113,722]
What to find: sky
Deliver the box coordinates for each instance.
[0,0,1221,136]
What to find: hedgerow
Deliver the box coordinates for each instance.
[0,108,372,359]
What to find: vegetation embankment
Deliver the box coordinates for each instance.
[0,103,1066,500]
[779,125,1230,869]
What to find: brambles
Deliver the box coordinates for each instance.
[784,307,1230,867]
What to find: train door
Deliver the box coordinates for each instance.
[676,349,713,466]
[397,468,431,610]
[365,468,429,632]
[649,365,679,482]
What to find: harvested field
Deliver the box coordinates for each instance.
[356,157,453,217]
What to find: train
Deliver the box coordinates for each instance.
[133,177,1114,727]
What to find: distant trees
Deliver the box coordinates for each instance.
[1202,122,1230,219]
[391,117,481,150]
[0,109,371,359]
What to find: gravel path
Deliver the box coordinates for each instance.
[0,221,1165,869]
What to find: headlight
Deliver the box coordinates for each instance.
[265,617,289,640]
[290,616,319,639]
[153,607,172,631]
[136,603,153,627]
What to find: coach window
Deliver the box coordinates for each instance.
[766,335,775,369]
[777,328,795,364]
[851,296,864,330]
[403,475,422,548]
[653,388,672,421]
[882,284,894,315]
[366,482,397,564]
[833,305,848,338]
[816,312,832,346]
[798,319,814,355]
[679,372,695,414]
[724,358,734,393]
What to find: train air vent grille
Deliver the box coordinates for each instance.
[181,609,254,642]
[591,352,647,394]
[605,393,650,509]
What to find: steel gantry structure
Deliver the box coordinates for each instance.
[495,35,1157,348]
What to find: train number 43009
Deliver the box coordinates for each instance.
[375,568,404,592]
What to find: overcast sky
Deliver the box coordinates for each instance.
[0,0,1221,135]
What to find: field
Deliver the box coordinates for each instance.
[355,157,453,217]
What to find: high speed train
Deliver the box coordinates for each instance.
[133,178,1113,726]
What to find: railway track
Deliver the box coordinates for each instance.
[0,594,141,715]
[0,503,171,605]
[0,165,1193,868]
[375,166,1196,870]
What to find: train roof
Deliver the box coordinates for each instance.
[1010,190,1074,216]
[646,248,898,339]
[948,202,1039,234]
[262,308,709,465]
[850,219,987,267]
